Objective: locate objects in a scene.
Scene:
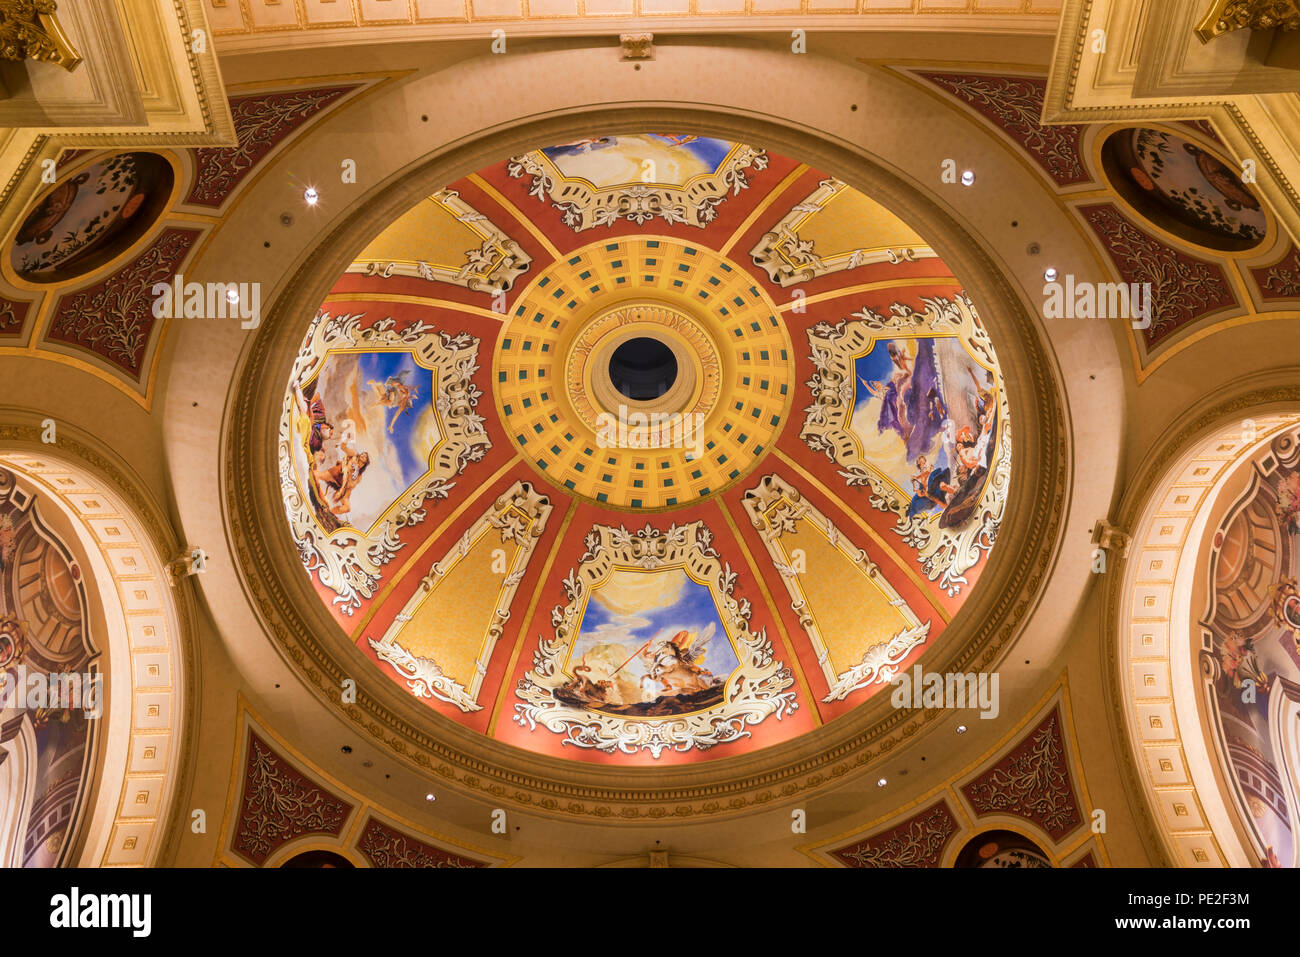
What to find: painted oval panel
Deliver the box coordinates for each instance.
[10,152,174,283]
[1102,127,1267,251]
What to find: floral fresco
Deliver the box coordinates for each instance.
[10,152,173,282]
[1103,128,1267,251]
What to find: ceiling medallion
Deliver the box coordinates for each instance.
[495,235,793,510]
[567,302,720,431]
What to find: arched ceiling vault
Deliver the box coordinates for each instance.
[193,46,1101,819]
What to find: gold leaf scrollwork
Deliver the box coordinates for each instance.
[0,0,81,71]
[1197,0,1300,42]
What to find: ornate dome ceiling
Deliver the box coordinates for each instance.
[278,133,1010,766]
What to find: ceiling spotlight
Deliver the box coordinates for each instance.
[304,186,319,206]
[225,288,239,304]
[956,724,968,734]
[425,793,436,802]
[960,169,975,186]
[1044,267,1058,282]
[876,777,887,788]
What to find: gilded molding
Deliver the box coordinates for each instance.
[223,110,1070,820]
[0,0,80,70]
[1196,0,1300,41]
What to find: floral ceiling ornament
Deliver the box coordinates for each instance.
[232,734,353,866]
[513,520,799,758]
[278,310,491,613]
[801,293,1011,596]
[830,801,960,868]
[0,0,81,70]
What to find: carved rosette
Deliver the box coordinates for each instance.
[506,144,768,233]
[800,293,1011,596]
[513,521,799,757]
[741,473,930,701]
[277,311,491,613]
[369,480,552,711]
[749,178,938,286]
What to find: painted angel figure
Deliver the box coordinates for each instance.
[367,370,419,434]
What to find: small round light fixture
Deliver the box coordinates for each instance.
[304,186,319,206]
[1043,267,1058,282]
[225,287,239,305]
[876,777,887,788]
[956,724,968,734]
[425,793,436,802]
[960,169,975,187]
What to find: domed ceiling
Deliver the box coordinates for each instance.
[278,133,1011,766]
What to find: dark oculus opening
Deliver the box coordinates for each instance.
[608,337,677,401]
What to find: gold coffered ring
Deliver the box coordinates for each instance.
[494,235,794,510]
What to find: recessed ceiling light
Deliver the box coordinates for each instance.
[956,724,968,734]
[304,186,319,206]
[1044,267,1058,282]
[425,793,436,802]
[876,777,887,788]
[226,288,239,304]
[960,170,975,186]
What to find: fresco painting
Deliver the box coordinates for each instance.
[540,134,733,188]
[1210,458,1300,868]
[1105,128,1267,249]
[557,567,740,717]
[291,350,440,535]
[0,474,95,867]
[848,335,998,531]
[10,152,174,281]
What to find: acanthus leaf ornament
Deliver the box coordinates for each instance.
[0,0,81,71]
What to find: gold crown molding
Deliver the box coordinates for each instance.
[222,106,1070,822]
[0,414,199,866]
[1104,375,1300,867]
